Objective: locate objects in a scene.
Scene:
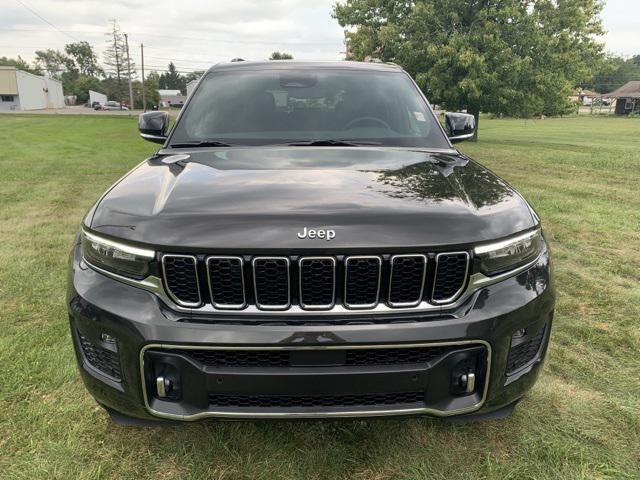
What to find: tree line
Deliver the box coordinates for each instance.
[334,0,638,136]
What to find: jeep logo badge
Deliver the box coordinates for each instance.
[297,227,336,241]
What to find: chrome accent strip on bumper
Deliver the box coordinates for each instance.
[139,340,492,420]
[83,254,540,317]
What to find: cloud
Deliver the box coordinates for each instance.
[0,0,346,70]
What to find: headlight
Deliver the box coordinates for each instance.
[81,228,155,278]
[475,228,543,275]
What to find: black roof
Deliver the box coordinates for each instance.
[207,60,403,73]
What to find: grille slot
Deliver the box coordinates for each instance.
[344,256,381,308]
[77,332,121,381]
[252,257,290,310]
[432,252,469,303]
[388,254,427,307]
[506,326,547,374]
[161,345,462,368]
[299,257,336,309]
[162,254,201,306]
[206,256,246,309]
[209,391,425,408]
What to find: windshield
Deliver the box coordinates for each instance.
[169,68,450,149]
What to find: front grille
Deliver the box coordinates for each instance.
[160,251,470,312]
[163,345,460,368]
[162,255,201,306]
[77,332,121,381]
[432,252,469,303]
[208,391,425,408]
[344,256,381,308]
[506,326,547,374]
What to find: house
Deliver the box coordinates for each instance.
[89,90,107,107]
[158,89,186,108]
[160,94,187,108]
[0,66,64,111]
[601,81,640,115]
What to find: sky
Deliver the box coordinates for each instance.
[1,0,638,76]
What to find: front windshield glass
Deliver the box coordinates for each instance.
[170,68,450,149]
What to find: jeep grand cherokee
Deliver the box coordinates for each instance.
[67,61,554,424]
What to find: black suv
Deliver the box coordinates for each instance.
[68,61,554,424]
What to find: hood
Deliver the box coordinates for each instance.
[89,147,535,251]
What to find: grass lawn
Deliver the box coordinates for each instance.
[0,114,638,479]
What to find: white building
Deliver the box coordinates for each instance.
[89,90,107,107]
[0,66,64,111]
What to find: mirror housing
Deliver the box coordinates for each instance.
[138,111,169,144]
[445,112,476,143]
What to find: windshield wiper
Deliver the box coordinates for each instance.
[170,140,234,148]
[286,139,382,147]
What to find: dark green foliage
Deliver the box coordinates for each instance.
[334,0,605,121]
[270,51,294,60]
[587,54,640,93]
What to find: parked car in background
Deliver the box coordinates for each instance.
[95,101,129,111]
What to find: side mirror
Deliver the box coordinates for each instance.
[138,111,169,144]
[445,112,475,143]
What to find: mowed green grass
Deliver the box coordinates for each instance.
[0,114,638,480]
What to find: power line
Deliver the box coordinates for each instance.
[13,0,79,42]
[0,26,338,46]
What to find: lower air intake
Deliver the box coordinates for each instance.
[77,331,121,381]
[506,325,547,374]
[208,391,425,408]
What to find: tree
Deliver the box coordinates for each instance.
[65,41,103,77]
[159,62,186,93]
[588,54,640,93]
[269,51,293,60]
[0,56,41,75]
[334,0,605,139]
[103,20,135,106]
[34,49,72,78]
[185,70,205,83]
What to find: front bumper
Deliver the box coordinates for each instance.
[67,241,554,421]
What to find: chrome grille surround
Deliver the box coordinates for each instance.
[205,256,246,310]
[298,256,336,310]
[89,252,540,317]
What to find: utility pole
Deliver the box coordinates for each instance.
[124,33,134,110]
[141,43,147,112]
